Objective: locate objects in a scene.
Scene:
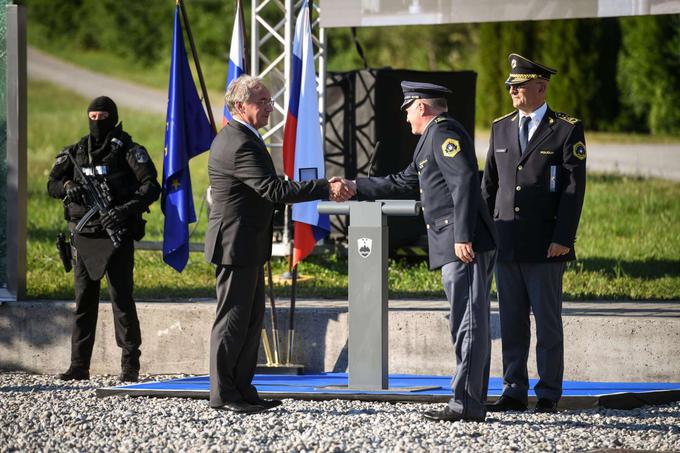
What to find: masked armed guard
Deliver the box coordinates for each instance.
[47,96,161,382]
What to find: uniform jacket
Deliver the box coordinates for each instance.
[357,114,497,270]
[205,120,329,267]
[481,106,587,262]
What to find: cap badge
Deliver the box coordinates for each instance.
[511,59,517,69]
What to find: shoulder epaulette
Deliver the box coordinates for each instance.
[555,112,581,125]
[493,111,516,123]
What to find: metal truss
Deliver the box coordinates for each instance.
[250,0,326,149]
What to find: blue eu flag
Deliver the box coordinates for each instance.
[162,6,215,272]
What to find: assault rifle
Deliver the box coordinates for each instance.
[66,152,124,248]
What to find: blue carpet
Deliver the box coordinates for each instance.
[97,373,680,409]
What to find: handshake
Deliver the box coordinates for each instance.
[328,176,357,202]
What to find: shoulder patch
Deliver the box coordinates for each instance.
[55,154,68,165]
[556,112,581,125]
[572,141,587,160]
[441,138,461,158]
[493,111,516,123]
[133,148,149,164]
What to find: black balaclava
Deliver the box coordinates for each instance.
[87,96,118,143]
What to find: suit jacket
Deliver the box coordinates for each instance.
[204,121,329,267]
[357,114,497,270]
[481,106,587,262]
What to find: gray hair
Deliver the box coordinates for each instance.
[421,97,448,112]
[225,75,264,114]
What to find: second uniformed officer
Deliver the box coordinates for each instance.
[47,96,161,382]
[353,81,497,422]
[482,54,587,413]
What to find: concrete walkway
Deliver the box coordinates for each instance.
[28,46,680,181]
[2,298,679,383]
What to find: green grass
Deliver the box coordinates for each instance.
[27,80,680,301]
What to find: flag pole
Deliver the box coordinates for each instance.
[267,260,281,364]
[287,263,298,364]
[178,0,217,134]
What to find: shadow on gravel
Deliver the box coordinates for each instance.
[0,383,97,393]
[0,302,72,371]
[489,415,678,433]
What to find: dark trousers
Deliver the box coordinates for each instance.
[441,249,496,419]
[209,265,265,407]
[496,261,566,403]
[71,239,141,371]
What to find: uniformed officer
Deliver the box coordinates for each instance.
[47,96,161,382]
[352,81,497,422]
[481,54,587,413]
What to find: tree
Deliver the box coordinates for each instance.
[618,15,680,135]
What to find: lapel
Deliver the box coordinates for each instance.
[229,120,274,170]
[517,107,556,165]
[504,112,521,162]
[230,119,264,145]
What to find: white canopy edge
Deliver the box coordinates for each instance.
[319,0,680,28]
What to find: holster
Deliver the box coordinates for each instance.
[56,233,73,273]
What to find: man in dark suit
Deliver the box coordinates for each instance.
[205,75,354,414]
[482,54,587,413]
[349,81,497,422]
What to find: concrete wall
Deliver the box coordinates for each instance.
[1,300,679,382]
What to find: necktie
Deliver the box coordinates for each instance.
[519,116,530,154]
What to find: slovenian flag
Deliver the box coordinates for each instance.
[222,0,246,127]
[282,0,330,268]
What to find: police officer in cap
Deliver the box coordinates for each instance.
[47,96,161,382]
[347,81,497,422]
[481,54,587,413]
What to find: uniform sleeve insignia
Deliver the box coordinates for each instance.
[442,138,461,158]
[134,148,149,164]
[572,141,587,160]
[493,111,516,123]
[556,112,581,125]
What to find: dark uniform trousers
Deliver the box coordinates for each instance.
[209,265,265,407]
[71,237,141,371]
[442,249,496,418]
[496,261,566,404]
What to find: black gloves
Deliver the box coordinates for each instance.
[64,181,87,205]
[100,206,129,231]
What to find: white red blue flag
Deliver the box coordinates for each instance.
[222,0,246,127]
[282,0,330,268]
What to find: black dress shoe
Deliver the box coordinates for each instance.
[119,369,139,382]
[423,406,485,422]
[56,367,89,381]
[248,398,283,409]
[535,398,558,413]
[485,395,528,412]
[212,401,269,414]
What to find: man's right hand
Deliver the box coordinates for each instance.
[328,177,356,202]
[64,181,87,205]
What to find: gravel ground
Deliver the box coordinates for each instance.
[1,372,679,452]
